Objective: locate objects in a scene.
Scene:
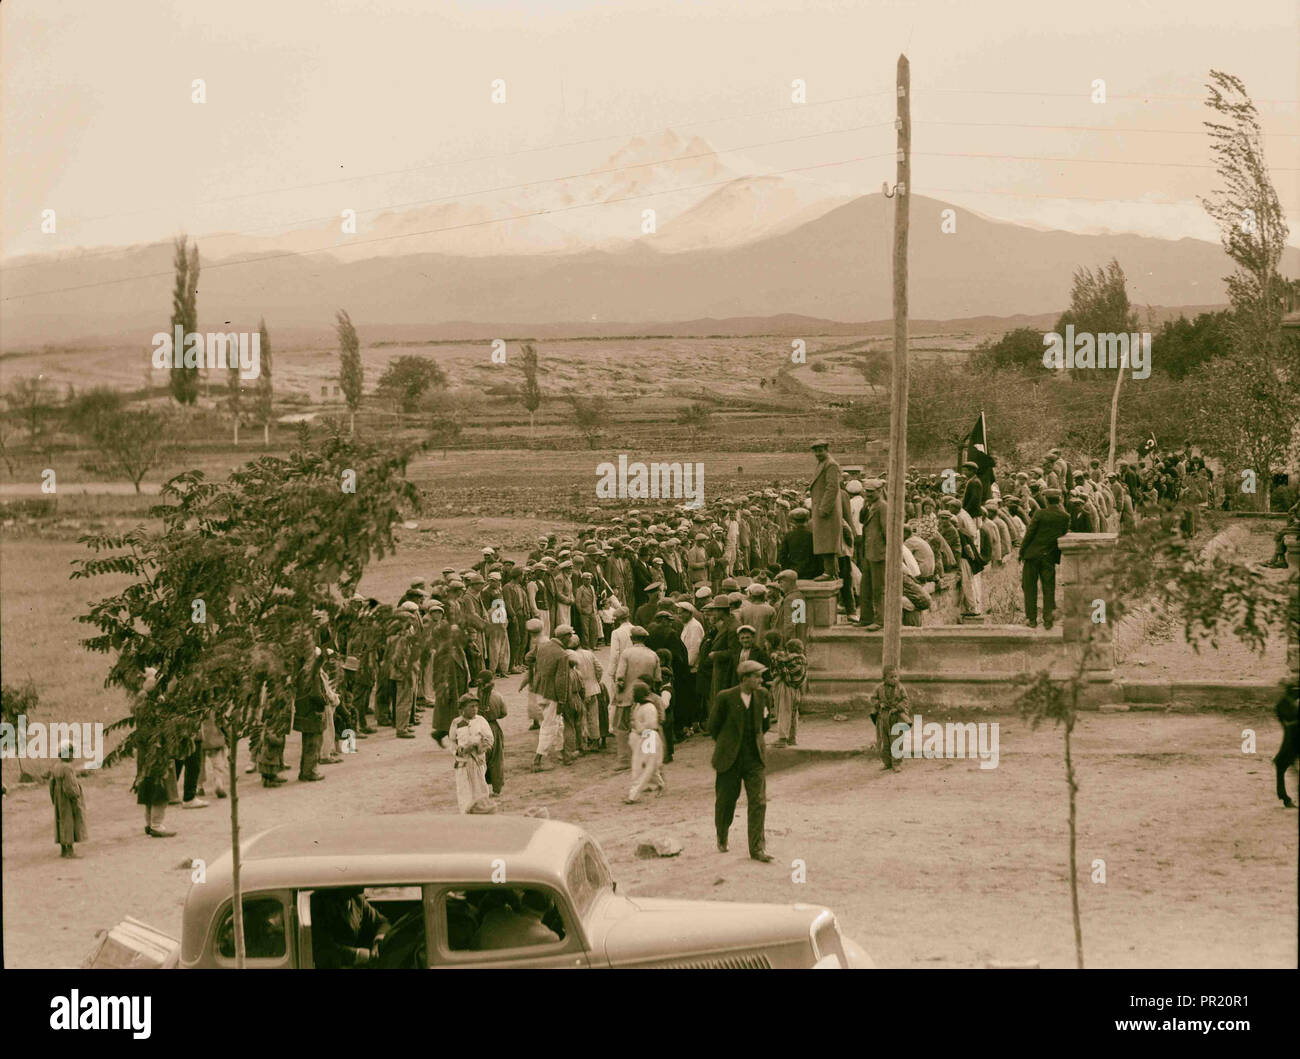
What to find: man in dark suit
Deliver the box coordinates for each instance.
[293,640,331,781]
[856,480,887,629]
[777,508,819,580]
[1018,489,1071,629]
[709,660,774,862]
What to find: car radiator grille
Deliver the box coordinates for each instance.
[658,952,773,969]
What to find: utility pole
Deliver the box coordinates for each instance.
[881,53,910,673]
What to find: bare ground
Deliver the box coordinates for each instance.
[3,664,1295,969]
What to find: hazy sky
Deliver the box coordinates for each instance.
[3,0,1298,260]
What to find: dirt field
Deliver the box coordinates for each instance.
[3,653,1295,969]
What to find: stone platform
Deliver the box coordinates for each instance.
[806,623,1064,675]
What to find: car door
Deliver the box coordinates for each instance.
[428,884,590,968]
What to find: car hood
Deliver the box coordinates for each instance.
[594,894,830,968]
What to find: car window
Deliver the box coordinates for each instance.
[443,887,566,953]
[567,843,612,918]
[308,886,426,969]
[217,897,287,959]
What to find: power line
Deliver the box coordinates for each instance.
[914,119,1300,137]
[6,119,896,271]
[2,152,896,302]
[915,150,1299,172]
[915,88,1299,106]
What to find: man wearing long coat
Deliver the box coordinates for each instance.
[808,440,842,580]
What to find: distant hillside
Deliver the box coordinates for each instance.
[3,192,1290,348]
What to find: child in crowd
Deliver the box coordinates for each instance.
[653,647,676,763]
[475,671,507,798]
[868,664,912,771]
[452,692,495,813]
[769,634,807,748]
[625,681,666,803]
[49,742,88,857]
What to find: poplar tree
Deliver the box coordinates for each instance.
[168,237,200,406]
[337,309,363,436]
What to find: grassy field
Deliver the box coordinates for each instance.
[1,332,930,401]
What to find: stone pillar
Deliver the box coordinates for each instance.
[1057,532,1117,672]
[797,579,841,629]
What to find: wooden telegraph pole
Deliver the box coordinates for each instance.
[881,54,910,673]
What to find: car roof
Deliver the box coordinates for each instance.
[241,813,568,862]
[181,814,590,964]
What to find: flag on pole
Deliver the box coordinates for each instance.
[964,411,996,493]
[1139,431,1157,457]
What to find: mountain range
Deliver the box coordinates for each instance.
[3,127,1295,349]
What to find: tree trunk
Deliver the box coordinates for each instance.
[1064,711,1084,969]
[228,724,246,967]
[350,410,356,437]
[233,419,240,447]
[263,421,270,447]
[529,410,535,440]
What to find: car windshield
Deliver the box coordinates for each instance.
[566,843,613,918]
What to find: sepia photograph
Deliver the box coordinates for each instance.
[1,0,1296,1033]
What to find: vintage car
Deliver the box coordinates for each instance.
[83,814,871,969]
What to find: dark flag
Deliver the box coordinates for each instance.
[1139,431,1157,458]
[963,411,997,494]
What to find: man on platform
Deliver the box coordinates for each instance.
[809,440,843,581]
[1019,488,1070,630]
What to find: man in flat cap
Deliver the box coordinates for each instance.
[531,625,574,771]
[808,440,843,581]
[634,580,666,630]
[738,581,776,642]
[553,559,575,631]
[614,626,661,772]
[574,570,600,649]
[709,659,774,862]
[856,479,888,629]
[1018,488,1070,629]
[774,569,808,647]
[960,461,984,521]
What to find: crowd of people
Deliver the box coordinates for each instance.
[83,435,1225,858]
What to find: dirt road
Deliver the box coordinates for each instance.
[3,661,1294,968]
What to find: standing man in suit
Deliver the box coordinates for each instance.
[774,569,808,647]
[531,624,573,771]
[614,626,662,772]
[709,659,774,862]
[1019,489,1071,630]
[857,479,888,630]
[809,440,843,581]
